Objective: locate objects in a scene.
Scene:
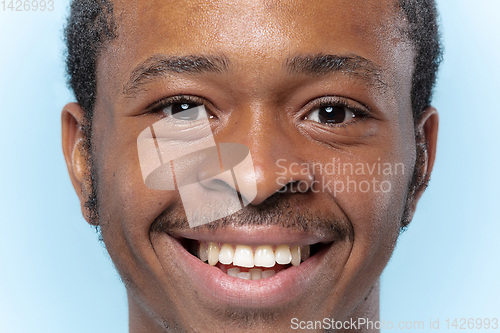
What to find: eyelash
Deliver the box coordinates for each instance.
[147,95,369,126]
[148,95,205,116]
[302,97,370,127]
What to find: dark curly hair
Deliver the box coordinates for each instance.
[64,0,442,228]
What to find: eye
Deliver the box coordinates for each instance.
[305,105,356,125]
[162,102,205,121]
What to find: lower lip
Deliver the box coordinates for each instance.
[167,236,328,307]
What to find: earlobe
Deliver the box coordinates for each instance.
[61,103,95,224]
[408,106,439,218]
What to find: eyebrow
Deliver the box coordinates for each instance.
[123,54,230,95]
[285,54,388,91]
[123,53,387,96]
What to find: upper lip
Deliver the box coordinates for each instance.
[167,225,339,246]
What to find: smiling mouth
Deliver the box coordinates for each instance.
[152,225,345,307]
[181,239,326,280]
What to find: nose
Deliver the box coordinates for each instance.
[244,146,315,205]
[197,142,258,205]
[196,108,315,206]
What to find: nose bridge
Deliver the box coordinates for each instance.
[210,104,315,205]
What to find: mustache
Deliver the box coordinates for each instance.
[150,191,353,240]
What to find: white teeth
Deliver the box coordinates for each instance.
[249,268,262,280]
[275,245,292,265]
[227,267,240,277]
[208,242,219,266]
[218,243,234,265]
[227,268,275,280]
[291,245,301,266]
[233,245,254,268]
[261,270,275,278]
[237,272,252,280]
[301,244,311,262]
[254,245,275,267]
[197,242,314,271]
[199,242,208,262]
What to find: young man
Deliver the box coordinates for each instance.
[62,0,441,331]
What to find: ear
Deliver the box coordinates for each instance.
[61,103,96,225]
[407,106,439,220]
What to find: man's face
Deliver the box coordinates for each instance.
[63,0,438,331]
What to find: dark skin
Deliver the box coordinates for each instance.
[62,0,438,331]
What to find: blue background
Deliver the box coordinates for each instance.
[0,1,498,332]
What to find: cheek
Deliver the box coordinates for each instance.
[321,144,413,271]
[91,110,177,269]
[92,121,189,315]
[331,160,409,233]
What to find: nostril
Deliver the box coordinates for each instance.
[290,180,312,193]
[198,169,238,192]
[201,178,235,192]
[279,179,315,194]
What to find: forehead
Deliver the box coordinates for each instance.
[99,0,412,104]
[115,0,400,49]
